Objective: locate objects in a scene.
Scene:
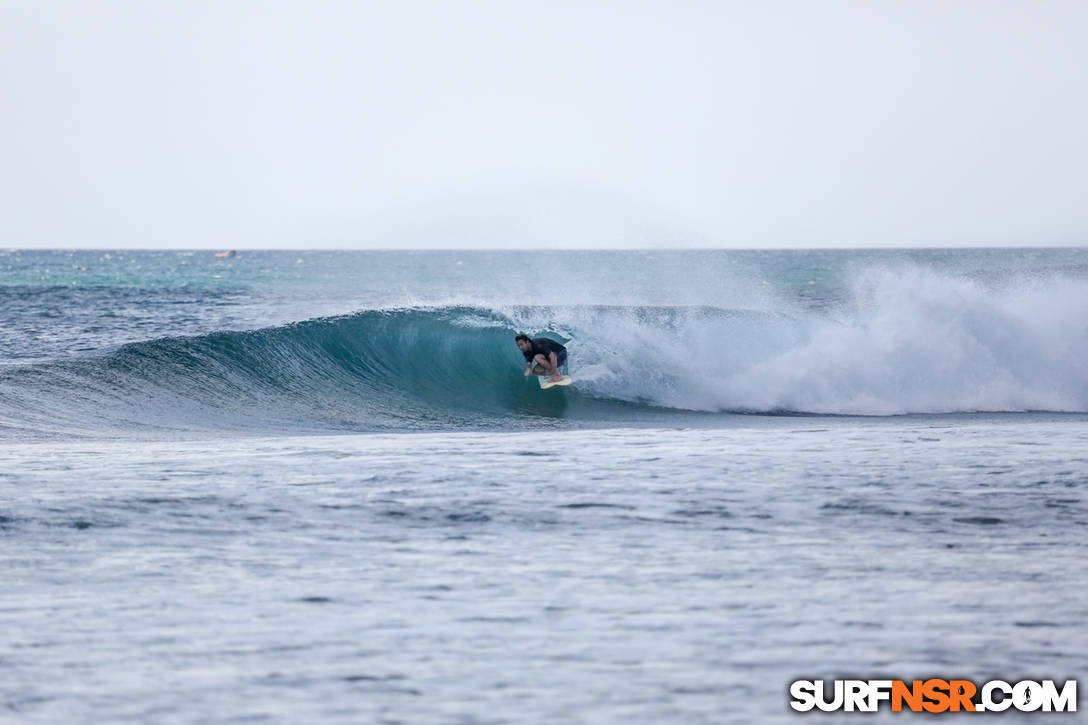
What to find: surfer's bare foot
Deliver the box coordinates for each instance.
[549,374,563,382]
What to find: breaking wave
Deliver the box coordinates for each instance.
[2,267,1087,435]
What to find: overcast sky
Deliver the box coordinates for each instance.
[2,0,1086,249]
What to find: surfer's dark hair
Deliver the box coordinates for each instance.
[514,334,531,343]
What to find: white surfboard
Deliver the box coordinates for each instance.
[539,375,573,390]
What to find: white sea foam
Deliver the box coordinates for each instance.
[525,267,1088,415]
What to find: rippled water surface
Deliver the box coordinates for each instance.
[3,420,1087,723]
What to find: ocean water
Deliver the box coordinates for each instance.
[1,248,1086,723]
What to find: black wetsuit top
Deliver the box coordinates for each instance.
[523,337,567,367]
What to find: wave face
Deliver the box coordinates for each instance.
[1,306,698,435]
[2,266,1088,435]
[0,307,565,435]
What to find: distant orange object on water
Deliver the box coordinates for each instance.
[214,250,237,258]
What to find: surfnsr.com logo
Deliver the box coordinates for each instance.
[789,679,1077,713]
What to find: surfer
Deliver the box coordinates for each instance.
[515,334,567,383]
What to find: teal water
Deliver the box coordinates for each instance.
[3,249,1088,435]
[1,249,1086,722]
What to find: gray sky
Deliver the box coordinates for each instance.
[2,0,1086,249]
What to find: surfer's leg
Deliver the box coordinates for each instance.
[545,353,564,382]
[533,354,557,378]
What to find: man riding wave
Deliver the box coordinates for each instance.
[515,334,567,383]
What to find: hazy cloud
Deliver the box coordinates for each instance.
[2,0,1086,248]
